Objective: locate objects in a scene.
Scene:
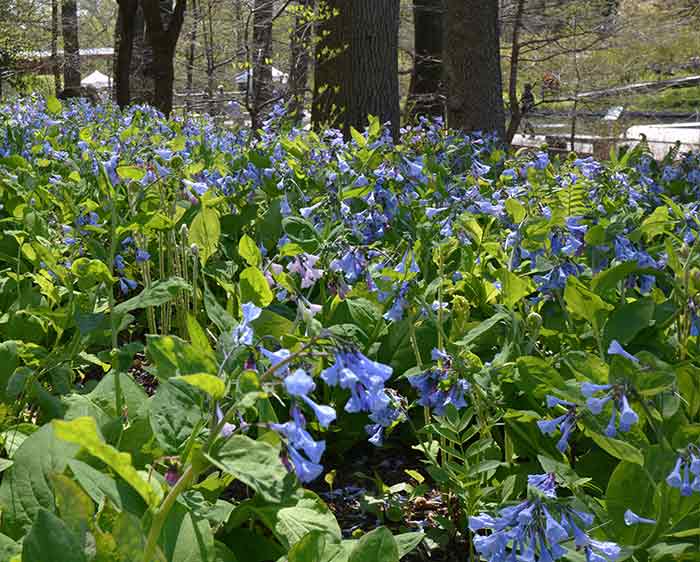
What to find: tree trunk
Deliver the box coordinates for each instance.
[252,0,274,129]
[141,0,186,115]
[348,0,400,138]
[52,0,61,93]
[311,0,401,139]
[445,0,505,137]
[186,0,198,111]
[203,0,216,114]
[288,0,312,121]
[407,0,444,120]
[114,0,138,107]
[131,1,155,106]
[311,0,349,129]
[61,0,81,97]
[504,0,525,144]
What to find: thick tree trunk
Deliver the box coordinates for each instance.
[311,0,349,129]
[142,0,186,115]
[407,0,444,120]
[311,0,400,139]
[131,1,155,106]
[252,0,274,129]
[288,0,312,121]
[52,0,61,93]
[61,0,81,97]
[445,0,505,137]
[114,0,137,107]
[348,0,400,138]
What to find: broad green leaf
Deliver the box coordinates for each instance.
[0,341,19,403]
[22,508,87,562]
[505,198,526,223]
[564,276,613,325]
[51,473,94,534]
[239,267,273,307]
[53,417,158,507]
[640,205,671,240]
[146,335,218,380]
[46,96,62,115]
[117,165,146,181]
[288,530,327,562]
[0,425,79,539]
[395,532,424,558]
[187,314,214,355]
[71,258,114,289]
[496,269,534,308]
[238,234,261,267]
[206,435,292,502]
[162,503,216,562]
[175,374,225,400]
[604,298,655,346]
[588,431,644,466]
[348,527,399,562]
[114,277,191,315]
[606,461,656,545]
[67,459,147,515]
[189,206,221,266]
[149,379,206,454]
[0,534,20,561]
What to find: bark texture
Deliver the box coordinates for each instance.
[312,0,400,139]
[251,0,274,129]
[288,0,313,121]
[445,0,505,137]
[407,0,444,120]
[61,0,81,97]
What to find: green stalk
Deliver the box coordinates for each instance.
[107,184,124,421]
[142,464,195,562]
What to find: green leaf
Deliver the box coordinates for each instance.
[606,461,657,545]
[588,430,644,466]
[53,417,158,507]
[114,277,191,315]
[116,165,146,181]
[162,503,216,562]
[71,258,114,289]
[564,276,613,325]
[46,96,62,115]
[239,267,273,308]
[0,425,79,539]
[640,205,671,240]
[504,198,526,223]
[592,262,638,296]
[22,508,87,562]
[67,459,147,515]
[149,379,206,454]
[206,435,292,502]
[395,532,424,559]
[175,374,225,400]
[496,269,534,308]
[348,527,399,562]
[51,473,95,535]
[187,314,214,355]
[288,530,327,562]
[189,206,221,266]
[604,298,655,346]
[0,341,19,403]
[238,234,261,267]
[146,334,218,380]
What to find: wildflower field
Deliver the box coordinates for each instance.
[1,97,700,562]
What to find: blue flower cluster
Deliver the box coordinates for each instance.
[408,348,470,416]
[537,395,578,452]
[666,445,700,496]
[582,378,639,438]
[469,473,621,562]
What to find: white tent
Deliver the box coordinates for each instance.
[234,67,288,85]
[81,70,110,90]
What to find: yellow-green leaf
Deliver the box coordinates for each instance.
[240,266,273,307]
[238,234,261,267]
[53,417,158,507]
[189,206,221,266]
[174,374,225,400]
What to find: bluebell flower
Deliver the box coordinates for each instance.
[229,302,262,347]
[285,369,315,397]
[624,509,656,526]
[114,254,126,272]
[118,277,137,295]
[215,404,236,438]
[261,347,291,376]
[607,340,639,363]
[135,248,150,264]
